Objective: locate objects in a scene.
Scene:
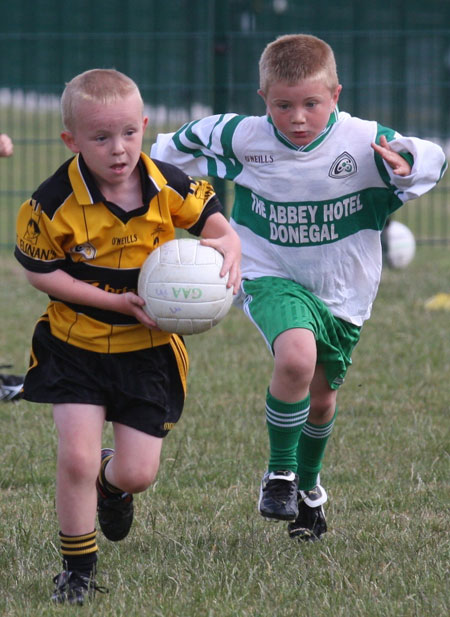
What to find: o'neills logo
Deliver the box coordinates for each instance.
[244,154,274,164]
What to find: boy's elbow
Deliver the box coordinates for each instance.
[24,269,49,291]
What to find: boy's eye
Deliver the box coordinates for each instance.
[95,135,107,142]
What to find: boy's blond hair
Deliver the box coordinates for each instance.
[61,69,143,131]
[259,34,339,93]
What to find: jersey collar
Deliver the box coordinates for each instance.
[68,153,163,206]
[269,107,339,152]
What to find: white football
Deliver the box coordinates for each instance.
[138,238,233,335]
[383,220,416,269]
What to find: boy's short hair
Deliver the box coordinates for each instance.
[61,69,143,131]
[259,34,339,93]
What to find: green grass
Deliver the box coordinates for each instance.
[0,247,449,616]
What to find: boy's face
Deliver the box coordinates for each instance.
[259,78,341,147]
[61,91,148,190]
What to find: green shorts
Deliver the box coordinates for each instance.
[241,277,361,390]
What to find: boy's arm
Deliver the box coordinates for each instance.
[372,131,447,202]
[151,114,244,181]
[199,212,241,294]
[24,268,159,329]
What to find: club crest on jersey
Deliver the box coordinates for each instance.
[24,199,42,245]
[329,152,357,179]
[70,242,97,260]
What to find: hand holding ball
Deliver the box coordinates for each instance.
[138,239,233,335]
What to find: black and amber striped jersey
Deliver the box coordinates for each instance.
[15,152,221,353]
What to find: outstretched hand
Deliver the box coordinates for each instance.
[371,135,411,176]
[0,133,13,157]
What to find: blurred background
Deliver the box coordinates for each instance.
[0,0,449,248]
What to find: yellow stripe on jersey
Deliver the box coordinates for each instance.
[169,334,189,396]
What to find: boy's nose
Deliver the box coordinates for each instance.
[291,108,306,124]
[111,138,125,154]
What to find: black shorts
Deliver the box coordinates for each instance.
[24,319,188,438]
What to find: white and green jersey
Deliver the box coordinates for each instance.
[151,111,447,326]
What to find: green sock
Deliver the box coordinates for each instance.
[297,408,337,490]
[265,389,310,473]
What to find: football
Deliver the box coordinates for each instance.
[382,220,416,269]
[138,238,234,335]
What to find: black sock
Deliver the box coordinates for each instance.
[59,530,98,576]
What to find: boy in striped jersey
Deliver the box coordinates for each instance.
[151,34,447,540]
[15,69,240,604]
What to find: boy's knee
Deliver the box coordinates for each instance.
[59,448,98,483]
[309,393,337,424]
[114,466,159,494]
[276,354,315,386]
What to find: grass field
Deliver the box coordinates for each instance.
[0,247,449,617]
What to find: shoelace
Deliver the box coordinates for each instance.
[265,478,296,501]
[53,572,109,596]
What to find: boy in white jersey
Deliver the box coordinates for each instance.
[151,34,447,540]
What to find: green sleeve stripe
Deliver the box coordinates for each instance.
[374,124,397,144]
[171,121,219,176]
[374,124,400,189]
[438,160,448,182]
[372,124,406,213]
[206,115,225,149]
[220,114,246,156]
[184,121,207,146]
[219,114,245,179]
[173,115,244,181]
[173,121,203,152]
[374,123,414,182]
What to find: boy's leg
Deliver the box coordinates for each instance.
[259,328,316,521]
[297,365,338,491]
[108,423,163,493]
[97,423,163,541]
[53,403,104,537]
[97,338,186,541]
[267,328,317,471]
[52,403,105,604]
[289,367,337,541]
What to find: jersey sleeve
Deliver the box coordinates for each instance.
[374,124,448,203]
[151,113,246,181]
[14,198,67,273]
[171,176,223,236]
[149,158,223,236]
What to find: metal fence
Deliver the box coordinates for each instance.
[0,0,449,248]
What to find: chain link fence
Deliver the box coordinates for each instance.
[0,0,449,248]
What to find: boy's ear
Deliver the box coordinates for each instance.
[60,130,80,153]
[333,84,343,105]
[257,88,266,103]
